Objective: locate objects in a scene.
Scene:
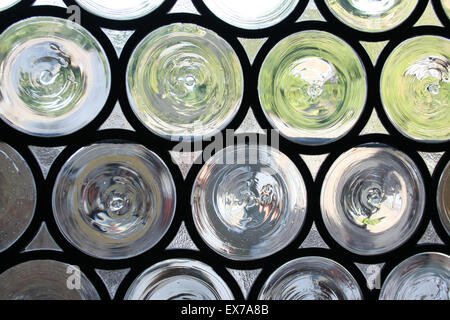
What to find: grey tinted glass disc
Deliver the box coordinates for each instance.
[0,143,36,252]
[0,260,99,300]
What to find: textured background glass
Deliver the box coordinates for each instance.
[127,23,243,140]
[258,30,367,145]
[0,143,36,252]
[380,252,450,300]
[381,35,450,143]
[258,256,362,300]
[0,260,99,300]
[325,0,418,32]
[75,0,165,20]
[437,161,450,236]
[201,0,299,29]
[321,144,425,255]
[52,143,176,259]
[191,145,307,261]
[0,16,111,137]
[125,258,234,300]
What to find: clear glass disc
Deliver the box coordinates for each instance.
[191,144,307,261]
[126,23,243,141]
[258,30,367,145]
[258,256,363,300]
[380,252,450,300]
[52,143,176,259]
[0,143,36,252]
[320,143,425,255]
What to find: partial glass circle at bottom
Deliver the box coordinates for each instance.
[320,144,425,255]
[0,260,99,300]
[191,145,308,261]
[0,143,36,252]
[437,161,450,236]
[380,252,450,300]
[52,143,176,259]
[258,256,362,300]
[124,258,235,300]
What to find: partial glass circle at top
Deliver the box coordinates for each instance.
[0,143,36,252]
[125,258,235,300]
[127,23,243,141]
[258,30,367,146]
[320,144,425,255]
[52,143,176,260]
[0,260,99,300]
[437,161,450,236]
[0,17,110,137]
[381,35,450,143]
[325,0,418,33]
[258,256,363,300]
[201,0,299,30]
[0,0,20,11]
[191,144,308,261]
[380,252,450,300]
[74,0,165,20]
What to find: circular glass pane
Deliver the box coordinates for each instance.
[0,260,99,300]
[191,144,307,261]
[125,258,234,300]
[52,143,176,259]
[320,143,425,255]
[0,143,36,252]
[201,0,299,30]
[325,0,418,33]
[437,161,450,236]
[258,30,367,145]
[75,0,165,20]
[0,17,111,137]
[380,252,450,300]
[258,256,363,300]
[126,23,243,141]
[381,35,450,142]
